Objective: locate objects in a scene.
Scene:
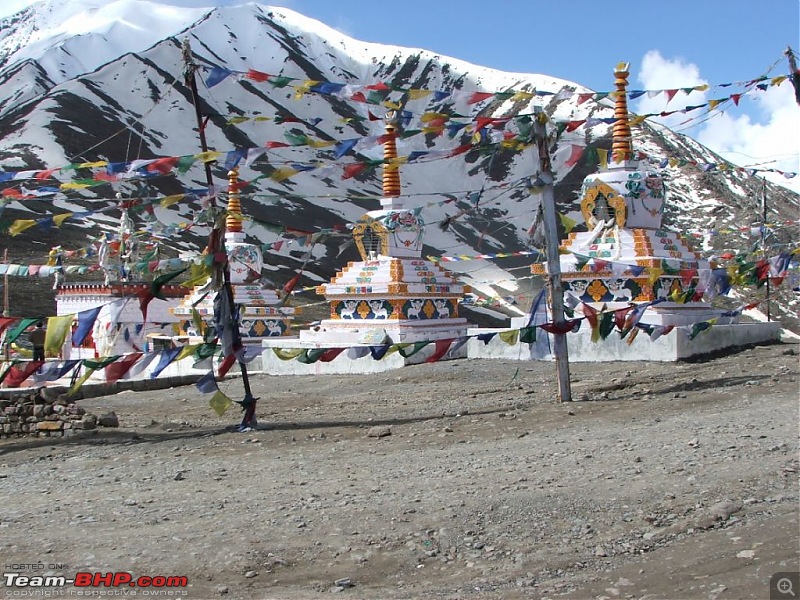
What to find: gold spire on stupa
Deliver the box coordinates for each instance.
[611,62,633,163]
[226,167,243,233]
[382,111,401,197]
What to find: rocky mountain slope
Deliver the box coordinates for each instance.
[0,0,797,328]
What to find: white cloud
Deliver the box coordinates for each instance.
[634,50,799,193]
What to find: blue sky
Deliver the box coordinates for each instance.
[2,0,799,190]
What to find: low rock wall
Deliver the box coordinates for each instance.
[0,389,104,438]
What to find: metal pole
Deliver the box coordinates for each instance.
[182,38,256,427]
[532,107,572,402]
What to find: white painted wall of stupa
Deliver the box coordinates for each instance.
[467,320,782,362]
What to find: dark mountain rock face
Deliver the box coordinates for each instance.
[0,2,797,329]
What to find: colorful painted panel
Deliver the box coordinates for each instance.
[241,318,287,337]
[332,299,395,320]
[401,298,457,319]
[564,277,699,304]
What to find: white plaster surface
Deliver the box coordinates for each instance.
[467,322,782,362]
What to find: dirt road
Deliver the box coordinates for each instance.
[1,342,798,599]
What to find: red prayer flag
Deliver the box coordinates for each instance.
[565,120,586,132]
[246,69,270,82]
[342,163,367,179]
[426,339,453,363]
[564,145,585,167]
[4,361,44,388]
[0,317,18,336]
[614,307,632,331]
[105,353,143,385]
[320,348,344,362]
[147,157,180,175]
[365,81,390,91]
[217,354,237,377]
[467,92,494,105]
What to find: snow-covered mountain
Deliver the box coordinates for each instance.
[0,0,797,327]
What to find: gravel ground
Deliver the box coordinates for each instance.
[1,342,798,600]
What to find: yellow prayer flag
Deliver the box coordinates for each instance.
[510,91,534,102]
[53,213,73,227]
[209,390,233,416]
[273,347,304,361]
[597,148,609,170]
[407,89,433,100]
[226,116,249,125]
[45,314,75,357]
[78,160,108,168]
[307,139,336,148]
[68,368,96,397]
[559,213,578,233]
[160,194,184,208]
[499,330,519,346]
[707,99,722,110]
[385,344,402,356]
[8,219,37,236]
[194,151,222,163]
[270,167,299,182]
[60,182,92,190]
[181,261,213,288]
[175,343,202,362]
[647,268,663,286]
[293,80,319,99]
[420,112,448,123]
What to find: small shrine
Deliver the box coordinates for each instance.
[532,62,716,327]
[171,168,297,344]
[55,201,184,359]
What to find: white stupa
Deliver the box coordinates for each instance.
[171,167,297,346]
[471,63,781,362]
[261,111,472,373]
[55,201,184,359]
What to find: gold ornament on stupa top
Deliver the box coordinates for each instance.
[611,62,633,164]
[226,167,243,234]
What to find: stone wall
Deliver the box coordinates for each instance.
[0,389,103,438]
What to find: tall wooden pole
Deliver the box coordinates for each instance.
[786,46,800,106]
[2,248,8,318]
[3,248,8,361]
[532,107,572,402]
[761,178,770,321]
[182,38,256,426]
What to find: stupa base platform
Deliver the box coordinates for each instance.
[581,302,722,327]
[468,321,782,363]
[261,325,469,375]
